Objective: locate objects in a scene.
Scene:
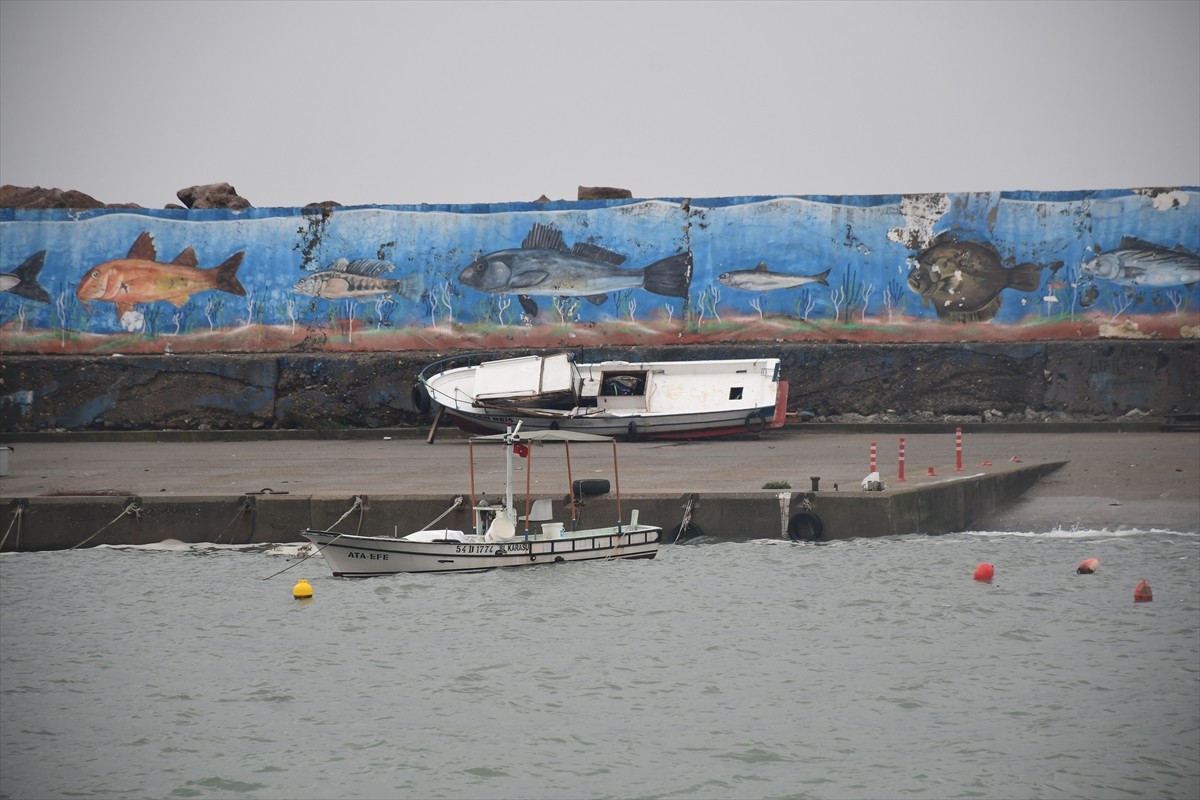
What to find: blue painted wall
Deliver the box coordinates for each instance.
[1,188,1197,353]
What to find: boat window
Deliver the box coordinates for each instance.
[602,373,645,396]
[729,387,743,400]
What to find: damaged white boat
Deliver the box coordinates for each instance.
[299,425,661,576]
[416,351,787,440]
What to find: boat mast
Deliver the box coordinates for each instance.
[503,422,522,522]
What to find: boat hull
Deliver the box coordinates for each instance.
[440,405,781,439]
[300,526,662,576]
[421,354,787,440]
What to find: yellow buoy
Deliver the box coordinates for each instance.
[293,578,313,599]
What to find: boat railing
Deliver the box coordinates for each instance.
[416,347,622,387]
[416,350,507,384]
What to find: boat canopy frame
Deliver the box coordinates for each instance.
[467,426,623,536]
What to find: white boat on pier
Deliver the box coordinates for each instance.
[416,351,787,441]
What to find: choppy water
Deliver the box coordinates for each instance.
[2,530,1198,800]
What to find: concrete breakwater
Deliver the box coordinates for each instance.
[2,461,1063,552]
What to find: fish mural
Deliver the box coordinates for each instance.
[458,222,692,317]
[906,233,1056,323]
[293,258,424,301]
[76,232,246,320]
[1,188,1197,353]
[1080,238,1200,287]
[717,263,831,291]
[1,250,50,303]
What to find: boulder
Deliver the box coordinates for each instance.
[577,186,633,200]
[176,182,251,210]
[0,184,104,209]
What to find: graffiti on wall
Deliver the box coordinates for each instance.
[1,188,1197,354]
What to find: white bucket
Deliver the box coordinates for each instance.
[542,522,564,538]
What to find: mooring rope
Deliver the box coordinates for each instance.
[326,495,364,532]
[260,539,342,581]
[212,501,250,545]
[71,502,142,550]
[603,523,629,562]
[260,495,363,581]
[673,496,695,544]
[418,496,464,532]
[0,506,23,551]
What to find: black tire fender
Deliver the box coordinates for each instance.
[627,421,638,442]
[411,383,431,415]
[745,411,767,434]
[669,522,704,543]
[787,511,823,541]
[573,478,610,498]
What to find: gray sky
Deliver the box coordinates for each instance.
[2,0,1197,209]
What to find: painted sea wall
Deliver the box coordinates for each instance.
[2,188,1197,354]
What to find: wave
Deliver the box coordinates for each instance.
[963,528,1198,539]
[92,540,301,553]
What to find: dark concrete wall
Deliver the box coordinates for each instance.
[0,462,1063,552]
[2,341,1196,433]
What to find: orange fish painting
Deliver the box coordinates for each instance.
[76,231,246,320]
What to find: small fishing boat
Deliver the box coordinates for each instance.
[300,425,661,576]
[416,351,787,441]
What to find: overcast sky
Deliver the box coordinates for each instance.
[2,0,1197,209]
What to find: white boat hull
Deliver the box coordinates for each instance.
[301,525,662,576]
[421,353,786,440]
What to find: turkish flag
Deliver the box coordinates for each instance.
[512,442,529,458]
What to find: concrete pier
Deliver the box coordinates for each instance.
[1,427,1196,550]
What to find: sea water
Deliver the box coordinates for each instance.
[1,530,1197,800]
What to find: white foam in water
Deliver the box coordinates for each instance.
[95,539,194,551]
[964,528,1198,539]
[95,540,260,552]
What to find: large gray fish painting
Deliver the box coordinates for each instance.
[906,233,1055,323]
[293,258,424,301]
[717,263,831,291]
[458,223,692,317]
[1,250,51,303]
[1080,238,1199,287]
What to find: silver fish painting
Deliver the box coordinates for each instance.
[459,223,691,317]
[717,263,831,291]
[1,250,51,303]
[293,258,424,301]
[1080,238,1199,287]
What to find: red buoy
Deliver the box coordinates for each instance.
[973,563,995,582]
[1134,579,1153,602]
[1077,557,1100,574]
